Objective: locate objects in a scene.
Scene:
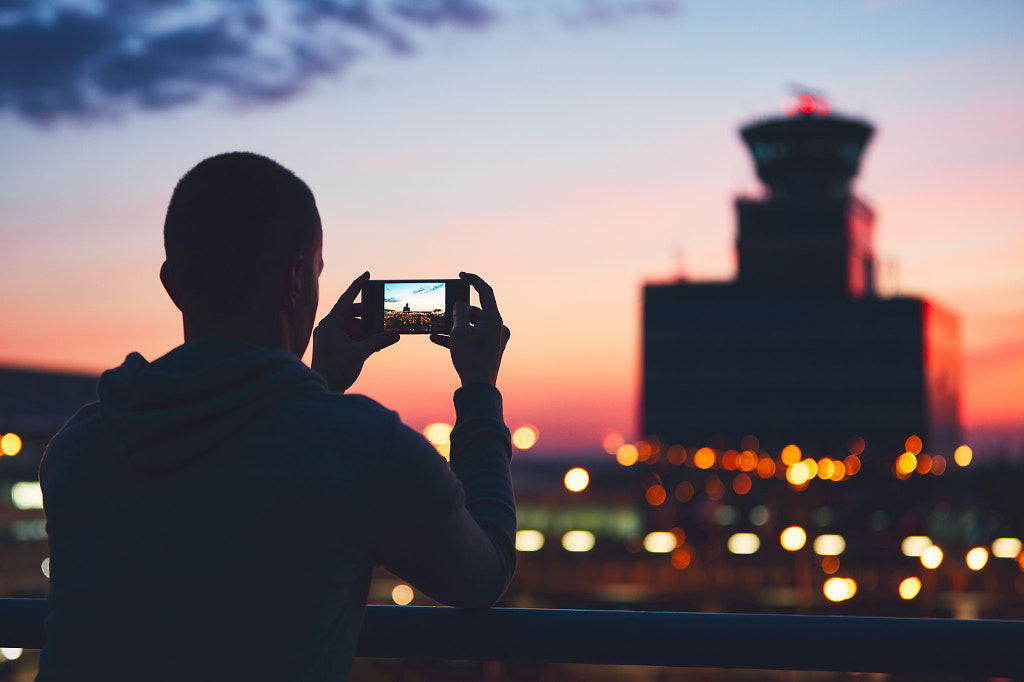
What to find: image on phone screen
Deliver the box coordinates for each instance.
[383,281,448,333]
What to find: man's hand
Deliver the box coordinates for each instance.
[430,272,510,387]
[312,272,400,393]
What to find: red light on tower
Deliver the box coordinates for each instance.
[797,94,816,114]
[815,96,832,115]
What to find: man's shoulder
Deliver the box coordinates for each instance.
[285,390,399,430]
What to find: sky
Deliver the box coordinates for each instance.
[1,0,1022,456]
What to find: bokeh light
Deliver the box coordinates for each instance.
[992,538,1023,559]
[816,457,834,480]
[844,455,861,475]
[666,444,687,465]
[41,557,50,578]
[905,435,922,455]
[966,546,989,571]
[786,461,810,486]
[561,530,595,552]
[899,576,922,600]
[391,584,414,605]
[781,444,802,466]
[602,431,625,455]
[829,459,846,481]
[813,534,846,556]
[616,444,639,466]
[901,536,933,557]
[646,484,667,506]
[674,481,694,502]
[564,467,589,492]
[896,452,917,475]
[1,433,22,456]
[756,457,775,478]
[693,447,715,469]
[643,532,677,553]
[954,444,973,467]
[423,422,452,460]
[780,526,807,551]
[727,533,760,555]
[848,436,865,456]
[671,546,691,570]
[11,482,43,510]
[931,455,947,475]
[823,577,856,602]
[732,473,752,495]
[512,425,538,450]
[920,545,944,569]
[0,648,23,662]
[515,530,545,552]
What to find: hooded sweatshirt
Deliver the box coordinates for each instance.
[37,338,515,681]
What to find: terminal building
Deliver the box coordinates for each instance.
[642,95,961,460]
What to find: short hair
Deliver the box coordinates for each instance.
[163,152,319,321]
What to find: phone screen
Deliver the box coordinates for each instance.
[362,279,469,334]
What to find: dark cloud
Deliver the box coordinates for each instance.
[0,0,680,125]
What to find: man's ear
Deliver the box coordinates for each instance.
[285,255,305,311]
[159,262,185,312]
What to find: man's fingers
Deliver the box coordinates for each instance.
[451,299,470,330]
[460,271,498,314]
[326,271,370,320]
[363,332,400,354]
[429,334,451,349]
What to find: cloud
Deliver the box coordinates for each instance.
[0,0,680,124]
[412,283,444,295]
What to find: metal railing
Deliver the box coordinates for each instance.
[1,599,1021,676]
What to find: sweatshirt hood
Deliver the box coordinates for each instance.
[97,338,328,473]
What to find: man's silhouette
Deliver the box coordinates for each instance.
[36,152,516,681]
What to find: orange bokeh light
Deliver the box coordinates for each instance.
[905,435,923,455]
[781,444,802,466]
[693,447,716,470]
[646,484,667,506]
[674,481,694,502]
[732,473,752,495]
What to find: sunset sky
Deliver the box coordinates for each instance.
[1,0,1022,456]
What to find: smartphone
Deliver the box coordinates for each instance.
[361,279,470,334]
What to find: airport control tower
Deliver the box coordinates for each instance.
[642,95,961,460]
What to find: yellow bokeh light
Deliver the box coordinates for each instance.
[781,444,802,466]
[693,447,716,469]
[643,532,677,553]
[966,546,989,571]
[727,533,761,555]
[813,534,846,556]
[802,458,818,479]
[817,458,834,480]
[512,425,538,450]
[920,545,943,569]
[899,576,922,600]
[515,530,545,552]
[823,577,856,602]
[0,648,23,662]
[901,536,933,557]
[1,433,23,456]
[992,538,1023,559]
[602,431,625,455]
[905,435,922,455]
[391,584,414,605]
[896,452,917,475]
[616,444,639,466]
[954,444,973,467]
[564,467,589,492]
[561,530,596,552]
[786,461,810,486]
[423,422,452,445]
[780,526,807,551]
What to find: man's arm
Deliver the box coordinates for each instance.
[377,273,516,607]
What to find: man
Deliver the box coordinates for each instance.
[37,152,516,681]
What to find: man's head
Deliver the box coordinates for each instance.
[161,152,323,356]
